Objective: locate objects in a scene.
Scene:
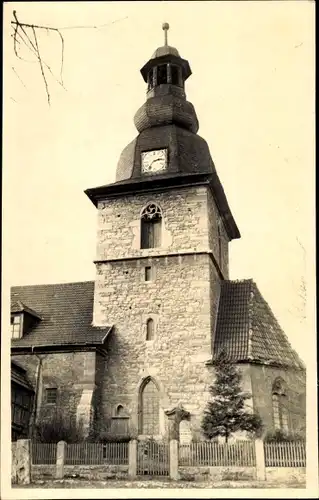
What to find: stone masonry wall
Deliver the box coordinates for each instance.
[94,253,216,438]
[207,190,229,279]
[250,364,306,436]
[95,186,228,272]
[31,464,128,481]
[92,184,231,438]
[91,353,107,435]
[93,185,227,438]
[11,352,103,435]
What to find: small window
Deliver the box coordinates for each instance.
[145,266,152,281]
[46,388,57,404]
[157,64,168,85]
[11,315,22,339]
[146,318,155,341]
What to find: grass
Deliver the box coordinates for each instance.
[13,478,306,489]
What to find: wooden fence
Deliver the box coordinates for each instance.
[264,441,306,467]
[30,440,305,470]
[179,441,256,467]
[66,442,128,465]
[31,442,128,465]
[31,443,57,465]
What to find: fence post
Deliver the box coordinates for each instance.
[56,441,67,479]
[255,439,266,481]
[11,442,17,484]
[169,439,179,480]
[16,439,31,485]
[128,439,137,478]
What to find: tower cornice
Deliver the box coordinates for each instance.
[85,172,240,241]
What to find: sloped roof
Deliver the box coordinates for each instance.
[213,279,304,369]
[11,281,112,348]
[11,279,304,369]
[11,361,34,391]
[11,299,42,320]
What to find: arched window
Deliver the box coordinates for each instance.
[116,404,125,417]
[272,378,289,432]
[141,204,162,249]
[139,378,159,435]
[146,318,155,341]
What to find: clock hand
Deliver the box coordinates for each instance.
[150,158,163,167]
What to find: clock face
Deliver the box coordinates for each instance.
[141,149,167,174]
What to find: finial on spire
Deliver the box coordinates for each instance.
[162,22,169,46]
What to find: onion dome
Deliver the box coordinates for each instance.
[115,23,213,183]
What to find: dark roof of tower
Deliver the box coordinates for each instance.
[85,30,241,241]
[10,281,112,349]
[152,45,180,58]
[213,279,305,370]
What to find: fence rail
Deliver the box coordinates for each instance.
[65,442,129,465]
[264,441,306,467]
[179,441,256,467]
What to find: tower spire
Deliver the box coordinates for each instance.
[162,22,169,46]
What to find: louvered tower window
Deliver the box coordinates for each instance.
[141,204,162,249]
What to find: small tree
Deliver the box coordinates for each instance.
[201,352,263,442]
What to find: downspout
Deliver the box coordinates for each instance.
[29,350,45,439]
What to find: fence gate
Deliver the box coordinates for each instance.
[137,440,169,476]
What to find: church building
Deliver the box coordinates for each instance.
[11,25,306,442]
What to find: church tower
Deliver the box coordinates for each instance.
[85,24,240,439]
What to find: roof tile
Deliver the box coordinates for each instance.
[214,279,304,369]
[10,281,111,348]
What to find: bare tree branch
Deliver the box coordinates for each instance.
[31,26,50,105]
[56,29,64,85]
[11,10,67,103]
[57,16,128,30]
[11,11,128,104]
[11,30,37,63]
[12,19,67,91]
[12,66,27,89]
[14,28,67,90]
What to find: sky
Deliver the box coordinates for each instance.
[3,1,315,363]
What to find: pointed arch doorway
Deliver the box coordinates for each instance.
[137,376,169,476]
